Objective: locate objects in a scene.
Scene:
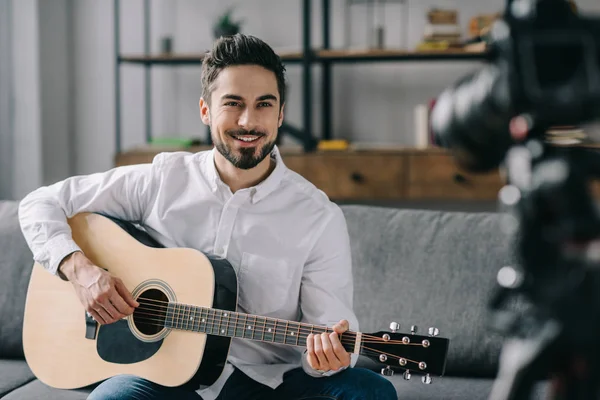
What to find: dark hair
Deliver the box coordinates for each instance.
[201,34,286,109]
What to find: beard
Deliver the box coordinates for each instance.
[213,128,276,170]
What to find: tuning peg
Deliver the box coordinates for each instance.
[389,322,400,333]
[381,366,394,376]
[422,374,432,384]
[411,325,418,334]
[428,327,439,336]
[403,370,411,380]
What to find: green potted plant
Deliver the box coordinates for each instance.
[213,8,243,39]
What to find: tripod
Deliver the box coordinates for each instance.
[488,136,600,400]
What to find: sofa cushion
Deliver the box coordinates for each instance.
[1,379,93,400]
[0,201,35,358]
[0,359,35,397]
[388,375,549,400]
[341,205,520,378]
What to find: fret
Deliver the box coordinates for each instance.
[250,315,257,340]
[169,303,176,329]
[200,309,208,333]
[207,309,216,335]
[196,307,204,332]
[179,304,185,330]
[174,303,181,330]
[188,305,195,331]
[184,305,190,331]
[296,323,301,346]
[219,311,228,336]
[212,309,220,335]
[242,314,249,339]
[188,305,194,331]
[181,305,186,331]
[225,311,235,337]
[274,320,285,344]
[192,306,198,331]
[264,317,275,342]
[199,308,207,333]
[191,307,198,332]
[234,312,244,338]
[216,309,223,335]
[284,321,299,345]
[180,304,187,331]
[188,306,194,332]
[312,325,327,335]
[340,332,355,353]
[259,316,266,342]
[165,303,174,329]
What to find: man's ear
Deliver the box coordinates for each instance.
[199,98,210,125]
[278,103,285,128]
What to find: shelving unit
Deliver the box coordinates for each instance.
[113,0,489,156]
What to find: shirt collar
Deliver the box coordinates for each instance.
[204,145,287,204]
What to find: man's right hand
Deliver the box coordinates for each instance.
[58,251,139,325]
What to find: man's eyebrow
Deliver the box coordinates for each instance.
[221,94,244,101]
[256,94,277,102]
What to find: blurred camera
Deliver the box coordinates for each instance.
[431,0,600,172]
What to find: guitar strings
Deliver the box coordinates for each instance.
[133,308,417,346]
[134,298,414,344]
[132,308,420,348]
[134,300,405,344]
[134,299,418,345]
[133,300,426,345]
[123,315,423,367]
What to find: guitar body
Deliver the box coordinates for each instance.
[22,213,238,390]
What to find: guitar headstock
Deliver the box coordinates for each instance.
[362,322,449,384]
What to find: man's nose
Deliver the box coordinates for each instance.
[238,107,258,130]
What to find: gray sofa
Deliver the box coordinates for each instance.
[0,199,549,399]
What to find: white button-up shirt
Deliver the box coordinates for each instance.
[18,146,359,399]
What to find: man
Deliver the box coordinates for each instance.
[18,34,397,400]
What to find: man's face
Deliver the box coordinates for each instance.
[200,65,284,170]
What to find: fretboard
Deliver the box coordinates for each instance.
[159,302,361,353]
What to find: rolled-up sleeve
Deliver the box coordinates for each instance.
[18,159,161,276]
[299,205,359,377]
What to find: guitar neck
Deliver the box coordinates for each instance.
[160,302,363,355]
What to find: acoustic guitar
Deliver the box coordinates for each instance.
[22,213,449,390]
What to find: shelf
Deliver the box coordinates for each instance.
[118,48,488,66]
[315,48,489,62]
[119,50,304,65]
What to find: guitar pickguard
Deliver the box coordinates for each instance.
[97,319,163,364]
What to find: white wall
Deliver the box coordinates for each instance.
[17,0,600,180]
[0,0,74,200]
[0,0,14,199]
[39,0,74,186]
[11,0,43,200]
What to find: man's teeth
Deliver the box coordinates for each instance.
[235,136,259,142]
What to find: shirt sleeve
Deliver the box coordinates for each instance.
[18,157,162,276]
[299,204,359,377]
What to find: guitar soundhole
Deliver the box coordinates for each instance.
[133,288,169,336]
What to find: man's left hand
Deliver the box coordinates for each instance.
[306,319,351,372]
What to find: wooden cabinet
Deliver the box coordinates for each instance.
[406,153,504,200]
[115,146,505,201]
[283,153,407,200]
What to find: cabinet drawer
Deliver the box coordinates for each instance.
[407,154,504,200]
[282,153,407,200]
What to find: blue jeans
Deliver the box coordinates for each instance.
[87,367,397,400]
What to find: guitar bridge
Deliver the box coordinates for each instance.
[85,311,98,339]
